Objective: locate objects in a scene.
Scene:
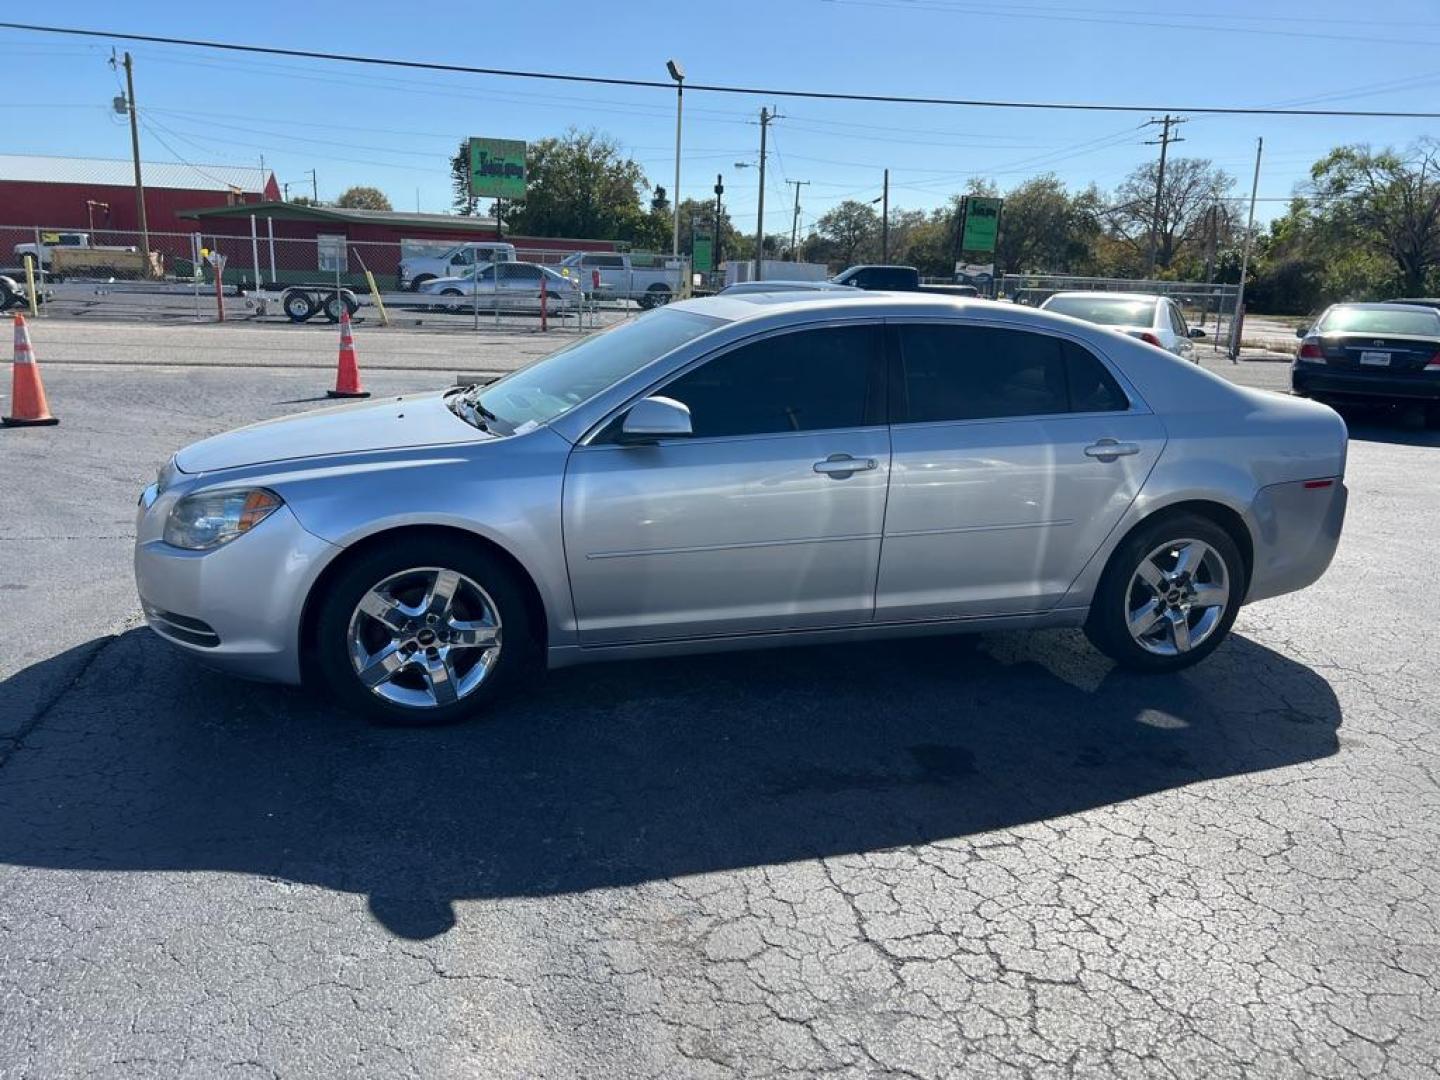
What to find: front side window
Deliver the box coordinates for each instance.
[895,324,1126,422]
[658,325,885,439]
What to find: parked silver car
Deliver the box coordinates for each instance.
[1041,291,1205,362]
[135,293,1347,725]
[417,261,577,311]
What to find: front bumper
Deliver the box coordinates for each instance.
[1293,364,1440,403]
[134,489,340,684]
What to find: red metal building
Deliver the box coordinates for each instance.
[0,154,278,234]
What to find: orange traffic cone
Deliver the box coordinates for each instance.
[326,310,369,399]
[3,314,58,427]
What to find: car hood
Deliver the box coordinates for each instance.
[174,391,490,473]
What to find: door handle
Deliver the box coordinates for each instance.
[813,453,878,478]
[1084,439,1141,461]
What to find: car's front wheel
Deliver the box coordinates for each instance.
[313,538,535,725]
[1085,513,1244,672]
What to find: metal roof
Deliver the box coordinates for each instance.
[183,201,500,231]
[0,154,273,193]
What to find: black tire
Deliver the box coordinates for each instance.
[409,274,436,291]
[639,284,672,310]
[0,277,15,310]
[283,290,315,322]
[321,292,358,323]
[1084,512,1245,673]
[312,536,538,727]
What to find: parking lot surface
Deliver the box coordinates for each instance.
[2,322,1438,1078]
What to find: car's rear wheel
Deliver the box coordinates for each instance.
[1085,513,1244,672]
[314,538,536,726]
[639,283,672,309]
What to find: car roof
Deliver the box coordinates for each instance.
[1327,301,1440,312]
[1043,291,1164,303]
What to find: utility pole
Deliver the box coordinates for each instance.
[881,168,890,262]
[713,174,725,268]
[307,169,318,203]
[753,107,776,281]
[121,52,149,258]
[786,179,810,261]
[1229,137,1264,362]
[1143,114,1185,279]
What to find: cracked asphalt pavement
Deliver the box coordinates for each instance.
[1,328,1438,1078]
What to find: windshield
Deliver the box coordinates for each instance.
[1318,305,1440,336]
[474,308,722,429]
[1044,296,1157,327]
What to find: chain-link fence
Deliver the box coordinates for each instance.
[1,224,692,334]
[998,273,1244,354]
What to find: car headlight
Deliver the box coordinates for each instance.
[164,488,283,550]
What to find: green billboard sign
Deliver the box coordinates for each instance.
[468,137,527,200]
[960,196,1002,254]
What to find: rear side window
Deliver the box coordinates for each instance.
[1063,341,1129,413]
[661,325,885,438]
[895,325,1127,422]
[1166,303,1188,336]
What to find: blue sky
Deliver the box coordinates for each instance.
[4,1,1439,236]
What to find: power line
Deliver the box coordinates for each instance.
[5,22,1440,118]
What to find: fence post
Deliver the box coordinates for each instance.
[191,233,202,321]
[267,217,277,289]
[32,226,44,299]
[539,282,547,332]
[250,214,262,292]
[22,255,38,317]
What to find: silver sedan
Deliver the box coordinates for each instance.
[1040,291,1206,361]
[135,293,1348,725]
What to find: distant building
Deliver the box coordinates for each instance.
[0,154,279,234]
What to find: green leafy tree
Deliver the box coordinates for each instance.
[504,129,653,243]
[992,174,1101,275]
[1309,141,1440,295]
[335,186,392,211]
[815,200,881,267]
[450,141,479,216]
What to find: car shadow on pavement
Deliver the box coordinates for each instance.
[0,626,1340,940]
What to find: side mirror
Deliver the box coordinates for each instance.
[1295,326,1308,339]
[1189,327,1207,339]
[620,396,692,443]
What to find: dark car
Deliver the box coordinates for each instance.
[831,264,981,297]
[1293,302,1440,422]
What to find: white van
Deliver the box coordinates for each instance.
[398,241,517,291]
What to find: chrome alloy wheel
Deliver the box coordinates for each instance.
[346,567,502,709]
[1124,538,1230,657]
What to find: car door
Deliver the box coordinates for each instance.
[497,263,542,310]
[874,321,1166,621]
[563,323,891,644]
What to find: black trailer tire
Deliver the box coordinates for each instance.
[0,276,15,310]
[321,292,359,323]
[283,290,315,322]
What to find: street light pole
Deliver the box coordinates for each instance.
[666,60,685,259]
[1229,137,1264,363]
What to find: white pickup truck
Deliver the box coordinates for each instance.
[397,241,516,291]
[557,251,686,308]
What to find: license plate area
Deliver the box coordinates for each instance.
[1359,351,1391,366]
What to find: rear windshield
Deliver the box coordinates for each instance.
[1318,306,1440,336]
[1044,296,1157,327]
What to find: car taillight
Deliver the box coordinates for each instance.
[1297,339,1325,362]
[1425,351,1440,370]
[1138,331,1163,347]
